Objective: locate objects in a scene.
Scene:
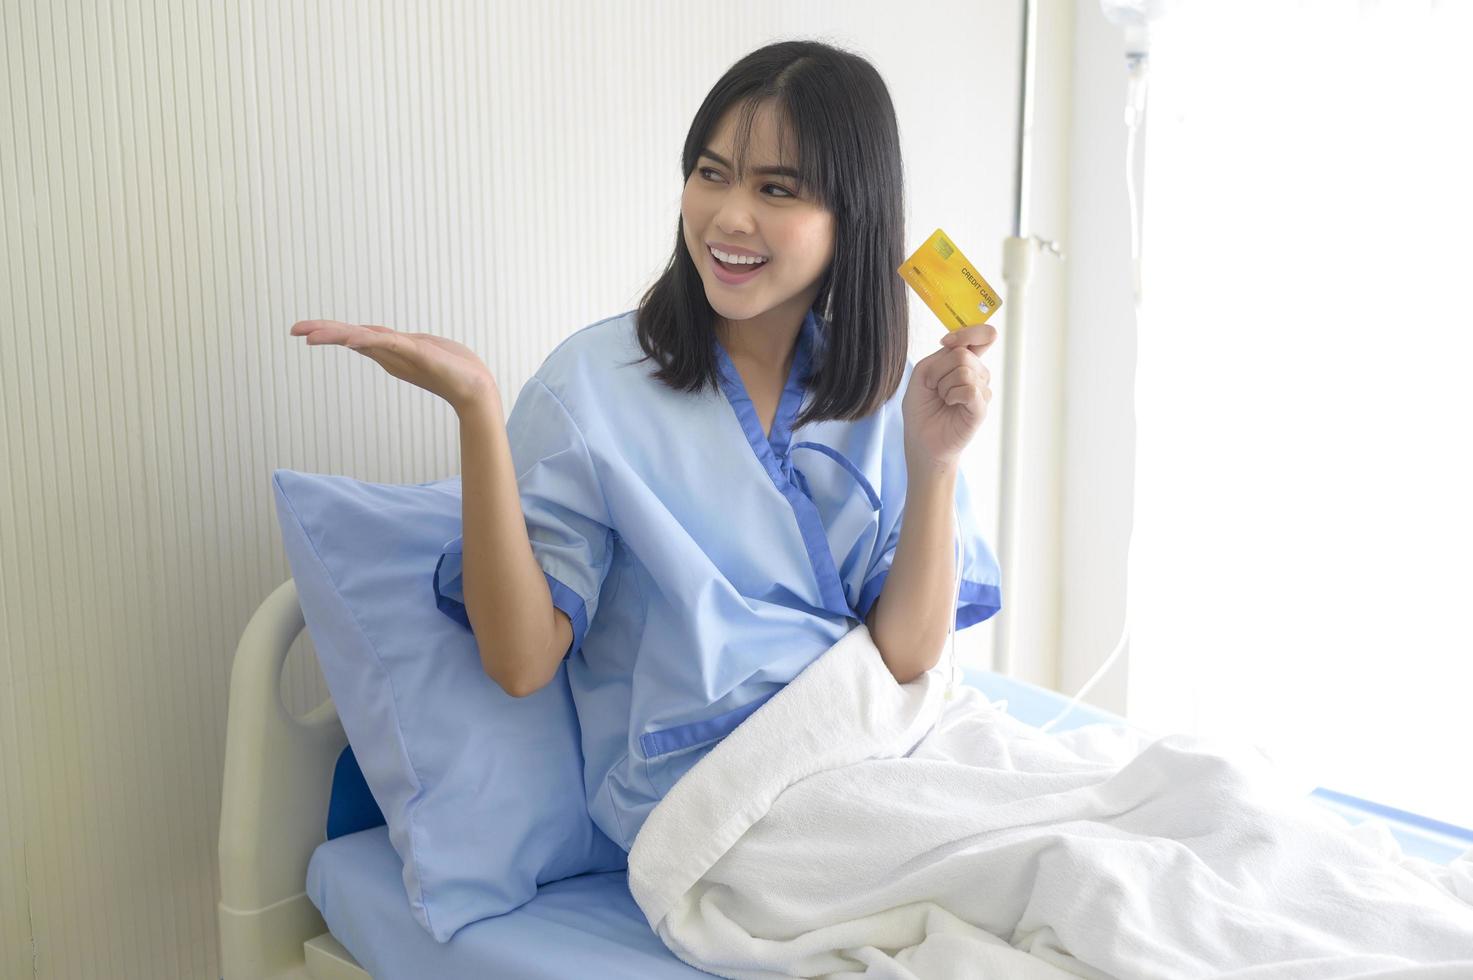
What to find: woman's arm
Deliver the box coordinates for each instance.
[874,318,998,685]
[458,395,572,697]
[865,457,958,685]
[291,319,568,696]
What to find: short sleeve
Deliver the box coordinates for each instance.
[433,377,615,660]
[854,460,1003,631]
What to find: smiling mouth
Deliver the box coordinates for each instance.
[707,246,770,280]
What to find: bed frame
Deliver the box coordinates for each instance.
[217,579,369,980]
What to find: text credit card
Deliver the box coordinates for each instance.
[897,228,1002,331]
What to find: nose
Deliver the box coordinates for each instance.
[713,183,759,237]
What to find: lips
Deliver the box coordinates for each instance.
[707,245,769,285]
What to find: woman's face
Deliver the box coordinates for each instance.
[681,100,835,331]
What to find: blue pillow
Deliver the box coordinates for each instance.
[271,469,627,942]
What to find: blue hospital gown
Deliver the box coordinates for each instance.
[434,306,1002,852]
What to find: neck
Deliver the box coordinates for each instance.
[714,302,812,378]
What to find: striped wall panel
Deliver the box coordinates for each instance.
[0,1,1023,974]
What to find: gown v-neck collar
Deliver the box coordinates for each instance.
[712,309,869,622]
[713,307,819,458]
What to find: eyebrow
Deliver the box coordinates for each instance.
[699,149,801,180]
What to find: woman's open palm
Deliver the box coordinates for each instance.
[290,320,497,414]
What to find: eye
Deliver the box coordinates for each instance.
[697,166,796,199]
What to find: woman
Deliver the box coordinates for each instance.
[291,38,1000,856]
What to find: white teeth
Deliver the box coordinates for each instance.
[710,246,768,266]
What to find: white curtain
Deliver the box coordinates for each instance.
[1127,0,1473,828]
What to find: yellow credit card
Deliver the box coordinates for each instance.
[896,228,1002,331]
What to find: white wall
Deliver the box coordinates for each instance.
[0,1,1067,975]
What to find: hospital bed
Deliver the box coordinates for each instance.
[218,578,1473,979]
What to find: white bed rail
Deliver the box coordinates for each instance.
[218,579,351,980]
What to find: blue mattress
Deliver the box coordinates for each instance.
[307,667,1471,978]
[308,825,712,978]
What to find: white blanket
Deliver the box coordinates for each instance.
[627,624,1473,979]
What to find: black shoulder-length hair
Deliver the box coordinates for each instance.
[633,39,909,428]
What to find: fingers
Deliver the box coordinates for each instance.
[940,323,998,353]
[920,343,987,381]
[290,320,399,350]
[937,361,991,405]
[291,319,339,337]
[926,324,995,405]
[290,320,397,335]
[291,319,355,344]
[940,380,988,408]
[945,386,975,407]
[915,344,991,407]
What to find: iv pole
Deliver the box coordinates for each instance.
[994,0,1063,677]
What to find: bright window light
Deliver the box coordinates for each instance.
[1126,0,1473,828]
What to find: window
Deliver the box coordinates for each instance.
[1126,0,1472,828]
